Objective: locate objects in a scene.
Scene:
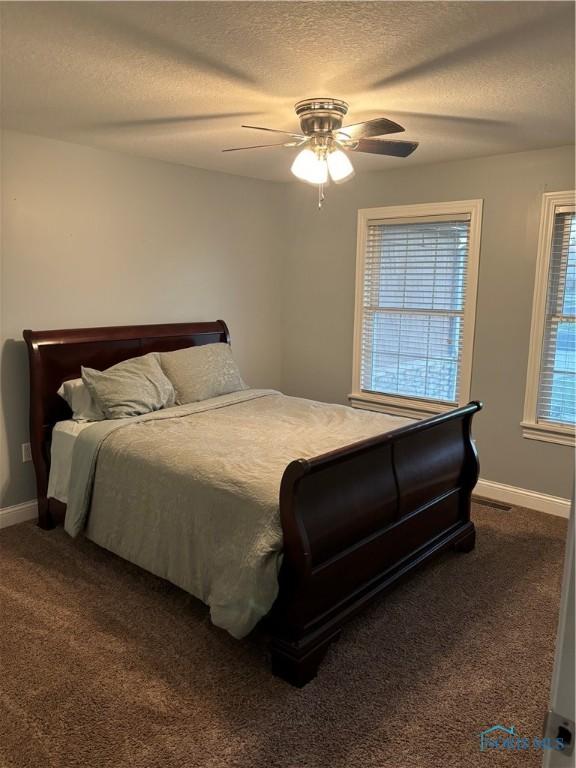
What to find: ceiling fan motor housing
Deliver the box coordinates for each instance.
[295,98,349,135]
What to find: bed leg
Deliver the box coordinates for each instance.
[453,523,476,553]
[269,630,341,688]
[37,497,54,530]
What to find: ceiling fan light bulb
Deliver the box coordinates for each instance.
[290,148,328,185]
[327,149,354,183]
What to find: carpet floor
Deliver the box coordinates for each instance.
[0,503,567,768]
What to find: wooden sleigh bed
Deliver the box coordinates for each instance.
[24,320,482,687]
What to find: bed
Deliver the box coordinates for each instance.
[24,320,482,686]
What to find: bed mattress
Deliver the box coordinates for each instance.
[48,419,95,503]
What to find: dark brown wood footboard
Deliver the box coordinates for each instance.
[267,401,481,687]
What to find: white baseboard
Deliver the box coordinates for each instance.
[0,500,38,529]
[475,479,571,519]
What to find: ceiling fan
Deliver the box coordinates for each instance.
[223,98,419,206]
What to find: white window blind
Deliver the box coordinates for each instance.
[536,207,576,425]
[360,215,471,405]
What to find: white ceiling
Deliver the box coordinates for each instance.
[1,1,574,182]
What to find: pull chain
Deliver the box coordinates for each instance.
[318,183,325,209]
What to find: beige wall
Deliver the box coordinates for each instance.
[0,130,285,507]
[281,145,575,499]
[1,134,574,508]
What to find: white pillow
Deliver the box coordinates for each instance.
[57,378,105,422]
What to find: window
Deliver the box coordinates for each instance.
[523,191,575,446]
[351,200,482,418]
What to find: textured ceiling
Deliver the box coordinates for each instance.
[1,1,574,181]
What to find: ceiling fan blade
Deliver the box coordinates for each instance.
[222,142,299,152]
[349,139,419,157]
[339,117,405,139]
[242,125,305,139]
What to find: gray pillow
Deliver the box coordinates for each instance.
[159,343,248,404]
[82,353,175,419]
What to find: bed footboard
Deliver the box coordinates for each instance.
[268,401,482,687]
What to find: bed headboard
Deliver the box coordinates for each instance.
[23,320,230,526]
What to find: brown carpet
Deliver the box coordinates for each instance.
[0,503,567,768]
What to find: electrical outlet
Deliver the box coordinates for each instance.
[21,442,32,463]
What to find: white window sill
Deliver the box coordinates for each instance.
[348,392,456,420]
[521,421,575,447]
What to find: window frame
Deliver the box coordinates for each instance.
[350,199,483,419]
[522,190,575,447]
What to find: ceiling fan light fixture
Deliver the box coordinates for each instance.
[327,148,354,183]
[290,148,328,185]
[225,98,418,205]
